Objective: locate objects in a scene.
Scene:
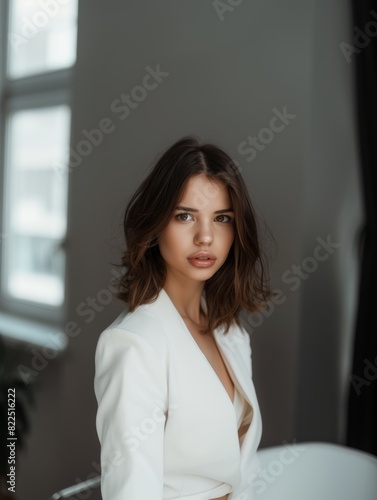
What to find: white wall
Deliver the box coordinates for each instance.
[16,1,362,498]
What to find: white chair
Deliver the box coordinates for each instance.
[48,442,377,499]
[254,441,377,500]
[49,476,100,499]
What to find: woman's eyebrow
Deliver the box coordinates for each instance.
[175,205,234,214]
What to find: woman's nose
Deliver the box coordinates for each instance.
[194,225,214,245]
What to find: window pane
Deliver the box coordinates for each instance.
[7,0,79,79]
[2,105,70,306]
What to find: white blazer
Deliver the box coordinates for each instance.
[94,287,262,500]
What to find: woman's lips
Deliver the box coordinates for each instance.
[187,258,216,268]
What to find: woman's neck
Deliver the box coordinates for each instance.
[163,283,205,324]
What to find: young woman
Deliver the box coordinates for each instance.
[94,136,275,499]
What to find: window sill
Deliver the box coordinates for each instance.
[0,311,68,353]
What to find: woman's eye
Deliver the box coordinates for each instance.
[175,213,193,221]
[216,214,233,223]
[175,213,233,223]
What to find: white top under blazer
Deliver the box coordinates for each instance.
[94,287,262,499]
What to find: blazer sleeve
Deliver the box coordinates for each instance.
[94,327,168,500]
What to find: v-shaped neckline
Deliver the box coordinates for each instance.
[182,319,236,407]
[162,288,236,408]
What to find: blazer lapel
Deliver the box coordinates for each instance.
[151,288,258,417]
[213,329,256,412]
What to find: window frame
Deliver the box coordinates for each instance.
[0,0,76,346]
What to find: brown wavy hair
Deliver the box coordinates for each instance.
[113,135,277,335]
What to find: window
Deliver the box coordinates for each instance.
[0,0,79,347]
[7,0,78,79]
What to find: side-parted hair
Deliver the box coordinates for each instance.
[114,135,277,335]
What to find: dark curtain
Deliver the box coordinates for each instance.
[346,1,377,456]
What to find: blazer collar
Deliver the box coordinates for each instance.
[145,287,256,411]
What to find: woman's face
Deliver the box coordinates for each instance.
[158,173,235,285]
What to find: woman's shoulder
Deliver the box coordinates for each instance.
[94,307,170,415]
[95,305,170,359]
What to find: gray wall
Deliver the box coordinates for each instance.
[15,1,363,498]
[295,0,363,443]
